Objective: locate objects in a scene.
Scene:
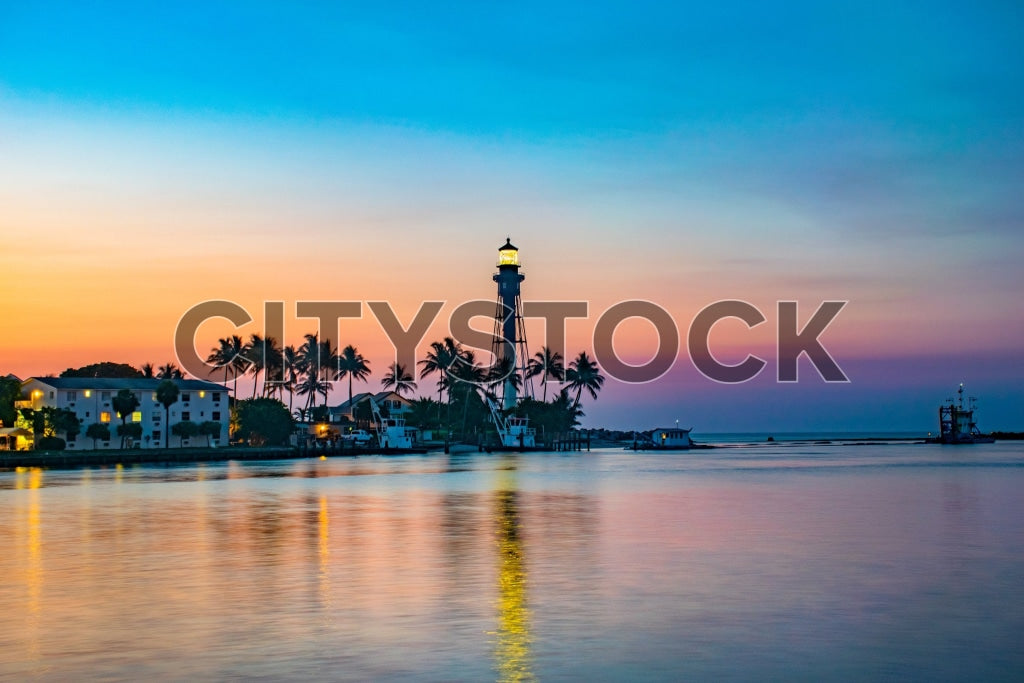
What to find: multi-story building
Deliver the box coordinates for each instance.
[18,377,229,449]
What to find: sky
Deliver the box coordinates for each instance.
[2,1,1022,431]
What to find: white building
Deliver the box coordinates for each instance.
[18,377,229,449]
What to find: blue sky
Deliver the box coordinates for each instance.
[2,2,1022,430]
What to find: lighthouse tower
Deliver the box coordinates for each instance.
[492,238,532,410]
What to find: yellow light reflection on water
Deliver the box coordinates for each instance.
[14,467,44,664]
[318,494,331,609]
[493,468,535,682]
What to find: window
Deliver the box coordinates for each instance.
[101,391,110,401]
[199,390,206,398]
[152,392,158,401]
[212,393,221,403]
[212,411,221,421]
[182,412,190,421]
[152,430,161,442]
[100,412,111,423]
[153,414,162,424]
[84,390,92,398]
[181,392,191,402]
[132,411,142,422]
[67,391,77,401]
[49,391,54,399]
[85,411,90,418]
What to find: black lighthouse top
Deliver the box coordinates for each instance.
[497,238,520,268]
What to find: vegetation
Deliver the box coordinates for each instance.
[86,422,111,448]
[117,422,143,447]
[171,420,200,446]
[234,398,293,446]
[526,347,565,402]
[112,388,140,448]
[0,375,20,426]
[199,420,222,446]
[36,436,66,451]
[381,362,416,397]
[565,351,606,412]
[192,327,605,442]
[336,344,371,413]
[60,362,142,378]
[157,363,183,380]
[155,380,180,448]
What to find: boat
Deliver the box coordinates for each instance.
[368,397,414,450]
[931,384,995,444]
[486,397,537,450]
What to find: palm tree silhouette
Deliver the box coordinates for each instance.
[280,344,300,413]
[244,333,266,399]
[157,362,183,380]
[526,347,564,402]
[337,345,371,416]
[565,351,605,412]
[156,379,179,449]
[382,362,416,397]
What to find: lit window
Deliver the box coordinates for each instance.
[199,390,206,398]
[132,411,143,422]
[84,390,92,398]
[100,412,111,423]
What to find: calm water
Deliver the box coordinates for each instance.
[2,442,1023,681]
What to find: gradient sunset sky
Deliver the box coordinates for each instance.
[2,2,1022,431]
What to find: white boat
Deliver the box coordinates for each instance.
[486,397,537,449]
[369,397,413,449]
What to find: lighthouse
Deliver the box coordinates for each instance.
[492,238,531,410]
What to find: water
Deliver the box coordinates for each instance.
[2,442,1023,681]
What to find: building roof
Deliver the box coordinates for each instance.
[23,377,227,392]
[499,237,518,251]
[330,390,412,412]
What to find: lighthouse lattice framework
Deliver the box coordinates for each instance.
[492,238,533,410]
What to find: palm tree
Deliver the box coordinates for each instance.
[381,362,416,397]
[487,356,522,403]
[206,339,232,386]
[565,351,605,412]
[336,345,371,416]
[156,380,180,449]
[419,337,459,403]
[526,347,565,402]
[244,333,266,399]
[157,362,183,380]
[228,335,249,397]
[140,363,155,378]
[244,334,281,399]
[279,344,300,413]
[319,338,338,407]
[261,337,283,399]
[112,388,140,448]
[450,349,489,436]
[297,333,333,412]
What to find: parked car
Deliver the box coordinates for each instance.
[341,429,374,444]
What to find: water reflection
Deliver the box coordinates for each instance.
[493,467,535,682]
[15,467,43,665]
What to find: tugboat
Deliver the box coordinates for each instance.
[932,383,995,444]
